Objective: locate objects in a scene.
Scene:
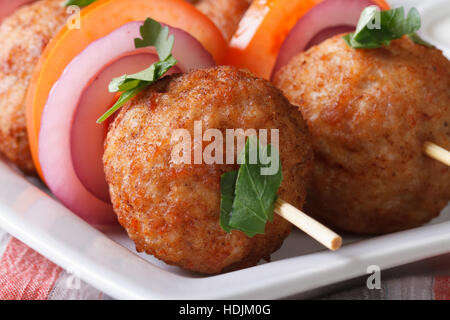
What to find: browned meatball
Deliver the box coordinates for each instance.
[103,66,313,274]
[274,35,450,234]
[194,0,251,41]
[0,0,67,173]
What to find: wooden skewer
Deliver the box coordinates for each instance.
[423,141,450,167]
[271,141,449,252]
[275,198,342,251]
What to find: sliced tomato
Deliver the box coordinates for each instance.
[225,0,390,79]
[26,0,226,179]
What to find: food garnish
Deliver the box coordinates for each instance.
[38,18,215,225]
[65,0,97,6]
[26,0,225,179]
[424,142,450,167]
[226,0,324,80]
[219,136,341,249]
[97,18,177,123]
[220,136,283,237]
[271,0,382,79]
[226,0,391,79]
[343,6,433,49]
[408,32,434,48]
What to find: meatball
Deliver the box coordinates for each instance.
[274,36,450,234]
[0,0,67,173]
[194,0,251,41]
[103,66,313,274]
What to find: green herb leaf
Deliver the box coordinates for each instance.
[408,32,434,48]
[219,170,239,233]
[96,84,147,124]
[343,6,429,49]
[97,18,177,124]
[65,0,97,7]
[219,136,283,237]
[134,19,175,61]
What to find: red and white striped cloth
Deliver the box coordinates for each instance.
[0,229,107,300]
[0,227,449,300]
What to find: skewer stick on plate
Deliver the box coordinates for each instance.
[275,199,342,251]
[423,142,450,166]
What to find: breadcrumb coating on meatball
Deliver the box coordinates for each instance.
[0,0,67,173]
[104,66,313,274]
[274,36,450,234]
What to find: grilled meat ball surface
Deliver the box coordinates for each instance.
[103,66,313,274]
[0,0,67,173]
[274,35,450,234]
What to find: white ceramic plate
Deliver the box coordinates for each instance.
[0,156,449,300]
[0,0,449,300]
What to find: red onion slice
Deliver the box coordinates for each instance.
[39,21,215,225]
[0,0,35,22]
[271,0,377,78]
[71,53,176,203]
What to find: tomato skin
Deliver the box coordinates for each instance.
[26,0,226,178]
[373,0,390,10]
[225,0,390,80]
[225,0,323,79]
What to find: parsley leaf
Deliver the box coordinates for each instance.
[343,6,433,49]
[97,18,177,124]
[220,136,283,237]
[65,0,97,7]
[219,170,238,233]
[408,32,434,48]
[107,55,177,93]
[134,19,174,60]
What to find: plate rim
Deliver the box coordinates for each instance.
[0,161,449,300]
